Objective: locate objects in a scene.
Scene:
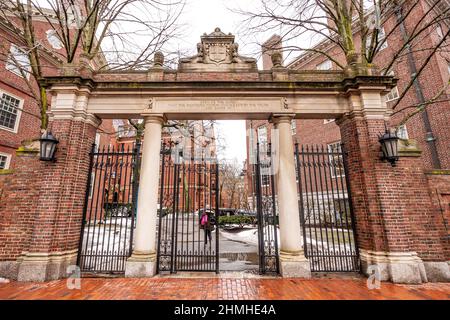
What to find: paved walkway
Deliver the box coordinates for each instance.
[0,276,449,300]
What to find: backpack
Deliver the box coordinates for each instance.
[201,214,208,226]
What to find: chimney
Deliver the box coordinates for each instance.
[261,35,283,70]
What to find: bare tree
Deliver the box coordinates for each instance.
[0,0,184,131]
[219,160,246,209]
[235,0,450,125]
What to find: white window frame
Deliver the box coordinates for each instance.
[94,132,101,152]
[88,173,95,198]
[436,25,444,40]
[257,125,268,145]
[0,90,24,133]
[386,86,399,102]
[317,60,332,70]
[366,27,388,52]
[385,71,400,102]
[327,141,345,178]
[0,152,12,170]
[46,29,64,50]
[397,124,409,140]
[6,44,31,79]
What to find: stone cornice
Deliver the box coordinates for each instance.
[40,74,396,95]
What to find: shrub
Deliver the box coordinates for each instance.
[218,215,255,226]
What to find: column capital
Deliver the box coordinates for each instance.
[270,114,295,124]
[141,114,166,125]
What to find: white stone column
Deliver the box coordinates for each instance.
[125,114,164,277]
[272,115,311,278]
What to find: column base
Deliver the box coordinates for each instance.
[0,261,19,280]
[125,251,157,278]
[360,250,428,284]
[279,250,311,278]
[423,261,450,282]
[16,250,78,282]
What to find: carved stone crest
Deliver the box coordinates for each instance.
[209,44,227,63]
[179,27,257,72]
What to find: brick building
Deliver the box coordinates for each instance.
[245,1,450,204]
[0,5,116,171]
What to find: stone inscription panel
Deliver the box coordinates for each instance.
[152,98,287,113]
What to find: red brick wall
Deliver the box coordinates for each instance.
[339,115,446,261]
[0,154,40,261]
[425,172,450,261]
[0,118,96,260]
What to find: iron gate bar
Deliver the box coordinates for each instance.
[157,144,219,273]
[78,143,139,274]
[295,143,360,273]
[77,143,96,268]
[254,142,280,274]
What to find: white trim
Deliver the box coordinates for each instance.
[0,89,24,133]
[0,152,12,170]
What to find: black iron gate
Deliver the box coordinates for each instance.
[157,144,220,273]
[295,144,360,272]
[254,143,280,274]
[77,143,141,274]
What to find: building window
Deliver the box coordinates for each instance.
[397,124,409,140]
[436,25,444,39]
[0,93,22,132]
[257,125,268,145]
[366,27,388,52]
[94,132,101,152]
[6,45,31,78]
[291,119,296,135]
[327,142,345,178]
[386,71,400,102]
[46,30,64,50]
[317,60,332,70]
[386,86,399,102]
[88,173,95,198]
[0,153,11,169]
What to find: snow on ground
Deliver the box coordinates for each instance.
[220,226,353,251]
[220,226,280,247]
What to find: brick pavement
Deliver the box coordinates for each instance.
[0,276,448,300]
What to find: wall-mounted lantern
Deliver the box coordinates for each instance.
[378,129,400,166]
[39,131,59,161]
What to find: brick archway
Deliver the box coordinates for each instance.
[0,29,447,283]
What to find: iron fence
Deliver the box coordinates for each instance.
[295,144,360,272]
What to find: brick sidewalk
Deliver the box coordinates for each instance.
[0,276,449,300]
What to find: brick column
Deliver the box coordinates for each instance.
[15,85,100,282]
[338,89,448,283]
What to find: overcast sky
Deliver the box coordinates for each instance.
[175,0,261,165]
[34,0,288,165]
